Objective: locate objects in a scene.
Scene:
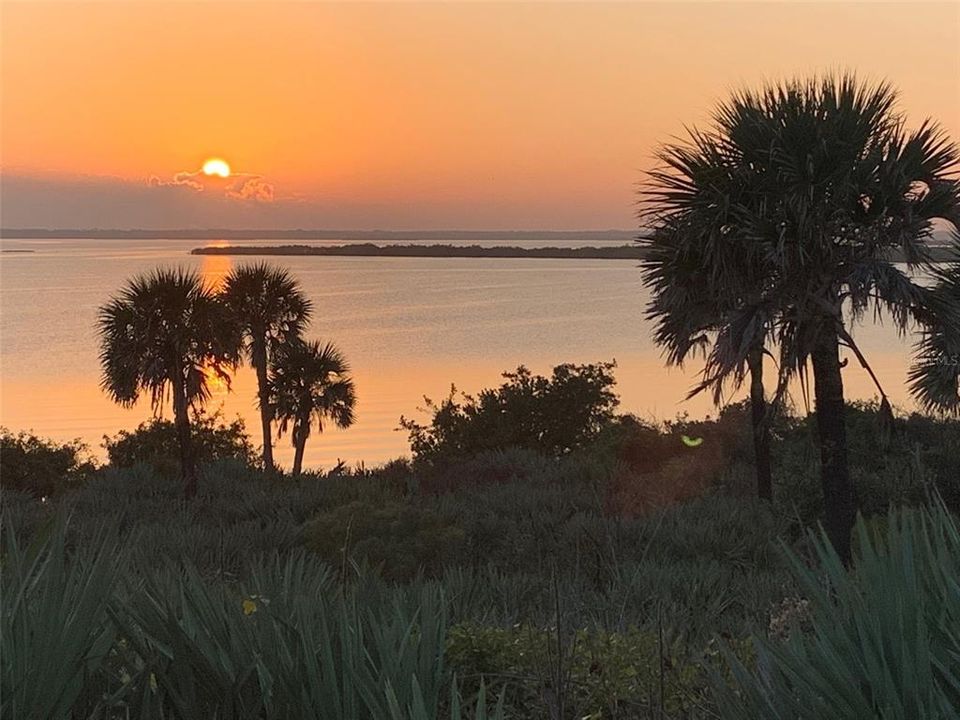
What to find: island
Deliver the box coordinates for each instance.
[190,243,648,259]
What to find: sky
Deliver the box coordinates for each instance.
[1,1,958,231]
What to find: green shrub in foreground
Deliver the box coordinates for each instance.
[713,500,960,719]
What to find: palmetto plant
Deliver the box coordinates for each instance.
[222,262,313,474]
[712,501,960,719]
[643,75,960,563]
[98,268,238,497]
[268,339,357,475]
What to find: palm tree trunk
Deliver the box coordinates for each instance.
[172,373,198,499]
[252,337,275,474]
[747,346,773,502]
[810,328,855,565]
[292,431,306,476]
[291,411,310,476]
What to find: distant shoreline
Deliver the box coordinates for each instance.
[190,242,957,263]
[191,243,647,260]
[0,228,640,242]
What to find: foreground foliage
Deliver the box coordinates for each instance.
[4,496,957,718]
[713,501,960,718]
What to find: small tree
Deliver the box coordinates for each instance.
[268,339,356,475]
[97,268,238,498]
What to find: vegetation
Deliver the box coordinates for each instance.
[97,268,239,498]
[222,263,313,473]
[713,501,960,718]
[3,398,959,717]
[0,429,96,498]
[268,339,357,475]
[102,411,257,475]
[97,262,351,487]
[641,74,960,563]
[191,243,648,259]
[400,362,619,468]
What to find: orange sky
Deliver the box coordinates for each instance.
[2,1,958,230]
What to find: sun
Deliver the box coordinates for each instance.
[202,158,231,178]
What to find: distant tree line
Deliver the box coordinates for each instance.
[192,243,648,259]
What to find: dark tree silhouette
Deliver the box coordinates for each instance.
[268,339,356,475]
[97,268,238,498]
[222,263,312,474]
[642,132,778,501]
[643,75,960,563]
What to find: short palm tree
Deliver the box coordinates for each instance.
[268,339,356,475]
[642,130,779,501]
[97,268,238,498]
[644,75,960,563]
[222,263,312,473]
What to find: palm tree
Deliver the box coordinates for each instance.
[268,339,356,475]
[647,75,960,563]
[642,130,779,501]
[222,263,312,474]
[97,268,238,498]
[909,256,960,414]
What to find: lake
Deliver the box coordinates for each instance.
[0,236,918,470]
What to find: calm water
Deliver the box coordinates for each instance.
[0,237,917,470]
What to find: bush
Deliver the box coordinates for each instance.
[0,429,97,498]
[446,622,734,719]
[305,500,467,581]
[400,362,619,466]
[713,501,960,719]
[103,411,257,475]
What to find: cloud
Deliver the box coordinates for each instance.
[226,175,274,202]
[149,166,275,202]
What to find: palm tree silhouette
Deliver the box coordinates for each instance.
[268,339,356,475]
[97,268,238,498]
[222,263,312,474]
[909,261,960,414]
[642,131,778,501]
[643,75,960,563]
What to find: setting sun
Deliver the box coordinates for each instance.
[202,158,231,178]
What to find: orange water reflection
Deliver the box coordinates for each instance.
[0,351,910,472]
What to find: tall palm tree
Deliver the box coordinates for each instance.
[97,268,238,498]
[648,75,960,563]
[642,130,779,501]
[222,263,312,473]
[268,339,356,475]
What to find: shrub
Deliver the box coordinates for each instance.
[305,500,466,581]
[0,429,97,498]
[400,362,619,466]
[103,410,257,475]
[446,622,720,718]
[712,501,960,719]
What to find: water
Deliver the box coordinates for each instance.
[0,237,918,470]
